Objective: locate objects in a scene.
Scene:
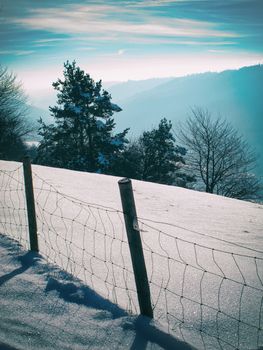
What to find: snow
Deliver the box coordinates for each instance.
[0,160,263,350]
[97,152,109,166]
[68,104,82,114]
[96,120,105,130]
[110,103,122,112]
[111,138,124,146]
[0,234,193,350]
[25,141,40,147]
[95,96,105,102]
[80,92,91,99]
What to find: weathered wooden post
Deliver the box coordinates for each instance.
[118,178,153,318]
[23,156,39,252]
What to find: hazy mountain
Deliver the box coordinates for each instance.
[108,77,173,103]
[24,105,53,141]
[27,105,52,123]
[111,65,263,178]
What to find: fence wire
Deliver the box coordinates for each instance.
[0,162,262,350]
[0,233,135,350]
[0,165,28,248]
[32,172,139,314]
[138,218,263,350]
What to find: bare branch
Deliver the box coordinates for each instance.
[178,107,261,200]
[0,65,31,160]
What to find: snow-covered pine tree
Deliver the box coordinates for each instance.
[114,118,193,186]
[140,118,185,184]
[94,117,195,187]
[37,61,129,172]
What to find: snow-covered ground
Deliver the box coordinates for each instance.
[0,160,263,350]
[0,234,194,350]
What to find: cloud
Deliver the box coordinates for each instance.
[208,49,226,53]
[129,0,195,7]
[11,3,240,42]
[126,36,237,45]
[117,49,126,55]
[0,50,35,56]
[34,38,69,43]
[75,47,96,51]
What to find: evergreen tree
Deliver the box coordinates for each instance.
[37,61,128,172]
[114,118,193,186]
[140,118,185,184]
[110,139,144,179]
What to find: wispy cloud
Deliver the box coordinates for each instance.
[127,36,237,45]
[0,50,35,56]
[34,38,69,43]
[129,0,194,7]
[208,49,226,53]
[11,3,240,44]
[75,47,96,51]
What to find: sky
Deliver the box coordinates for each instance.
[1,0,263,98]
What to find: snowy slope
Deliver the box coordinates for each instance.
[0,160,262,350]
[0,234,194,350]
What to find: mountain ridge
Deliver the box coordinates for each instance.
[110,65,263,178]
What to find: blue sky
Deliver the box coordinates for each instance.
[1,0,263,98]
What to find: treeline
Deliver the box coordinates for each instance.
[0,62,261,200]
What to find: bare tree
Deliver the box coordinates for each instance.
[178,107,261,200]
[0,65,31,160]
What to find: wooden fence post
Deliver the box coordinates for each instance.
[23,156,39,252]
[118,178,153,318]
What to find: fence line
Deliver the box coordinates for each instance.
[137,216,263,256]
[138,220,263,350]
[0,165,29,247]
[32,171,139,314]
[0,161,262,350]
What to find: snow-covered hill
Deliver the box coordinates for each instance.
[0,234,194,350]
[0,160,262,350]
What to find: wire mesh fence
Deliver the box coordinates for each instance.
[0,165,29,248]
[0,233,133,350]
[32,172,139,314]
[138,219,263,350]
[0,160,262,350]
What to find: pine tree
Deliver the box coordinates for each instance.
[114,118,193,186]
[110,139,144,179]
[37,61,128,172]
[140,118,184,184]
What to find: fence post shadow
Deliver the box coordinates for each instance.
[0,251,39,287]
[0,342,19,350]
[129,315,196,350]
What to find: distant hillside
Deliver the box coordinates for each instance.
[24,105,53,141]
[108,77,173,103]
[111,65,263,178]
